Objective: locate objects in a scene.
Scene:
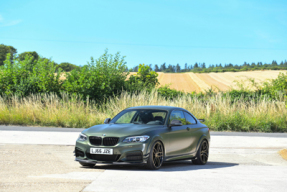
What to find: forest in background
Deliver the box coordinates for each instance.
[1,44,287,73]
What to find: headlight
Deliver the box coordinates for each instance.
[123,135,150,143]
[78,133,87,141]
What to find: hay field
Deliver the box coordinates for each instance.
[62,70,287,93]
[153,70,287,92]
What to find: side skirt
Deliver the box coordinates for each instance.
[164,152,196,162]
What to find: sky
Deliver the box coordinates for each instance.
[0,0,286,68]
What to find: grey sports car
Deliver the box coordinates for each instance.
[75,106,210,169]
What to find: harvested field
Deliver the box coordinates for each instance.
[196,73,231,92]
[153,70,287,93]
[159,73,200,92]
[59,70,287,93]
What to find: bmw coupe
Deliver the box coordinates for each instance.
[75,106,210,170]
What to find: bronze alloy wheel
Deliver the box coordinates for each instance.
[146,141,164,169]
[192,140,209,165]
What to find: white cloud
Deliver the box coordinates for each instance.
[0,14,22,27]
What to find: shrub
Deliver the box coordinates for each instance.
[125,64,159,92]
[262,72,287,98]
[63,49,128,101]
[157,85,185,99]
[0,53,62,97]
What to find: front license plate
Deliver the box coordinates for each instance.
[90,148,113,155]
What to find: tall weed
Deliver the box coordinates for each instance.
[0,90,286,132]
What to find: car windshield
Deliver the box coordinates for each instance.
[111,109,167,125]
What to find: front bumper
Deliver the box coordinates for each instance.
[75,139,150,164]
[75,157,146,165]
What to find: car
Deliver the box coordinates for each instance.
[74,105,210,170]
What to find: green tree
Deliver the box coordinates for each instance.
[271,60,278,66]
[58,62,80,72]
[0,53,62,96]
[176,63,181,72]
[154,64,160,72]
[125,64,159,92]
[18,51,39,62]
[0,44,17,66]
[160,63,166,71]
[63,49,128,101]
[17,51,40,71]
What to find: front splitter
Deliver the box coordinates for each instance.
[75,157,147,165]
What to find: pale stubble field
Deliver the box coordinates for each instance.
[128,70,287,92]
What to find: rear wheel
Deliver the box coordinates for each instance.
[146,141,164,170]
[79,162,95,167]
[192,140,209,165]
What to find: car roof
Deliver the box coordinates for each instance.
[125,105,186,111]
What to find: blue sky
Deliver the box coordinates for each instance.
[0,0,286,68]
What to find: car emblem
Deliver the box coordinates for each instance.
[102,134,106,136]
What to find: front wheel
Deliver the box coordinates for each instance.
[192,140,209,165]
[146,141,164,170]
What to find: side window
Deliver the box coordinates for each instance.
[184,112,196,125]
[151,112,166,124]
[169,110,186,125]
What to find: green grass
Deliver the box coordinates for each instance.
[0,90,286,132]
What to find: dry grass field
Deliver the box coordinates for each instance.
[62,70,287,93]
[148,70,287,92]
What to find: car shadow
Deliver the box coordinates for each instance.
[80,160,238,172]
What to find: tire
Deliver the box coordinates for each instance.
[146,141,164,170]
[79,162,95,167]
[192,140,209,165]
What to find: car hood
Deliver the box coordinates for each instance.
[83,124,163,137]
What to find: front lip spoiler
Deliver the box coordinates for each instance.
[75,158,146,165]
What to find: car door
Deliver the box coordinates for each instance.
[166,110,192,157]
[184,111,202,154]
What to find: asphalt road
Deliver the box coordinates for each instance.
[0,125,287,192]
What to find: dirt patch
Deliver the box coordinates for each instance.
[279,149,287,160]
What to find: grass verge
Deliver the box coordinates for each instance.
[0,90,286,132]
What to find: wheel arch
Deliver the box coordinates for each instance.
[196,134,209,152]
[146,136,166,159]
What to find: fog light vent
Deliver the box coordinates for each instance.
[126,151,143,161]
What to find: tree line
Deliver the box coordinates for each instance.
[130,61,287,73]
[1,43,287,74]
[0,44,79,72]
[0,47,161,102]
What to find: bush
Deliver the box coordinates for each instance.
[157,85,185,99]
[0,53,62,96]
[262,72,287,98]
[125,64,159,92]
[63,50,128,101]
[57,62,80,72]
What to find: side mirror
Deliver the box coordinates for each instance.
[169,120,183,127]
[104,118,111,124]
[198,119,205,123]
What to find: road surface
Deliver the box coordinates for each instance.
[0,125,286,192]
